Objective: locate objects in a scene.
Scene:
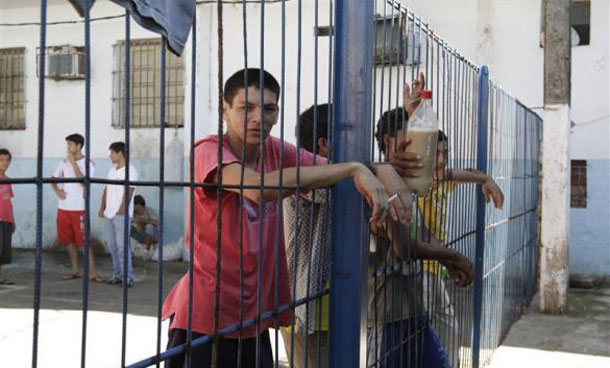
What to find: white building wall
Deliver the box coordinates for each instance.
[0,1,183,161]
[0,1,189,247]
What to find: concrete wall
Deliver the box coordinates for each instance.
[0,1,187,247]
[569,160,610,276]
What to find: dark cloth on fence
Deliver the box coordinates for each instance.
[109,0,196,55]
[0,221,12,265]
[165,327,274,368]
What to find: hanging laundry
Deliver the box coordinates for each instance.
[67,0,98,17]
[109,0,196,56]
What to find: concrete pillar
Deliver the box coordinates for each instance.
[540,0,571,313]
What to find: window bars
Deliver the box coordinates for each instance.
[0,47,26,130]
[112,38,185,129]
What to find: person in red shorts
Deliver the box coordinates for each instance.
[161,68,411,368]
[0,148,16,285]
[51,134,102,282]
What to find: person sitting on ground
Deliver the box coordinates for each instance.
[161,68,409,368]
[0,148,16,285]
[131,195,159,251]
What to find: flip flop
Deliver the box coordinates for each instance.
[89,276,105,283]
[62,273,81,280]
[0,278,14,285]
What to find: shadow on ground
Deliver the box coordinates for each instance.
[0,248,188,317]
[485,282,610,368]
[0,249,291,368]
[501,282,610,357]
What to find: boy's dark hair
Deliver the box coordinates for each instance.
[109,141,126,156]
[438,129,448,143]
[0,148,11,160]
[375,107,408,153]
[134,195,146,207]
[223,68,280,105]
[65,133,85,148]
[297,104,331,154]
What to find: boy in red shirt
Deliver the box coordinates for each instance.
[0,148,16,285]
[162,68,405,368]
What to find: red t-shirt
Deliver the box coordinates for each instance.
[0,173,14,223]
[162,135,326,337]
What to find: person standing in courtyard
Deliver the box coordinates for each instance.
[99,141,138,287]
[0,149,16,285]
[51,134,102,282]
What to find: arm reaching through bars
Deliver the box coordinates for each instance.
[371,219,474,287]
[217,161,392,227]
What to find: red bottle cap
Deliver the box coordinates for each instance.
[421,89,433,99]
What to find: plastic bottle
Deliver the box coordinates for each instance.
[404,89,438,195]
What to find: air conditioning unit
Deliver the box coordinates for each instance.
[37,45,85,80]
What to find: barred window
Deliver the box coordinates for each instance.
[0,48,26,130]
[570,160,587,208]
[112,39,184,128]
[571,0,590,46]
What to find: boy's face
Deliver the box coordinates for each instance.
[66,141,81,155]
[134,203,144,214]
[434,141,448,179]
[0,154,11,172]
[384,129,406,162]
[223,87,279,145]
[109,150,122,164]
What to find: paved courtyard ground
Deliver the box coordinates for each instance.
[0,249,290,368]
[1,249,608,368]
[486,282,610,368]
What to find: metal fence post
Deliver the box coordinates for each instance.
[329,0,374,367]
[472,65,490,368]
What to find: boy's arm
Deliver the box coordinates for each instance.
[67,155,87,189]
[448,168,488,183]
[218,161,393,227]
[148,208,159,226]
[412,238,474,287]
[10,209,16,233]
[118,187,135,215]
[371,163,413,225]
[448,169,504,209]
[51,163,67,199]
[98,187,107,217]
[51,182,67,200]
[383,72,427,178]
[377,219,474,287]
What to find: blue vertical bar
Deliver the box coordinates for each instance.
[329,1,374,367]
[32,1,47,367]
[472,65,489,368]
